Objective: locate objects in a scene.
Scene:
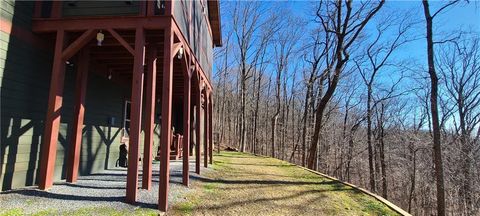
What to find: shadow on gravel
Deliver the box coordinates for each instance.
[54,183,125,190]
[0,189,125,202]
[0,189,161,210]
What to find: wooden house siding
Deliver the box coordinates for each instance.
[62,1,141,17]
[0,1,150,191]
[173,0,213,79]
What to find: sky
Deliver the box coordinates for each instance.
[215,1,480,95]
[216,0,479,74]
[287,0,480,61]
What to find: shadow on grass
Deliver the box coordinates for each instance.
[187,174,348,187]
[193,189,337,212]
[215,161,295,168]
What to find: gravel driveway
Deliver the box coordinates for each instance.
[0,159,205,215]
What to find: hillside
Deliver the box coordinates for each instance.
[169,152,405,216]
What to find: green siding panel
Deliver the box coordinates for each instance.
[62,1,140,17]
[0,1,132,191]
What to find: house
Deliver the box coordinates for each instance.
[0,0,221,211]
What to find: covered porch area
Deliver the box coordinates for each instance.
[32,3,214,212]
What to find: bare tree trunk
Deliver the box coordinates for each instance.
[252,73,262,155]
[378,103,387,199]
[422,1,447,215]
[367,86,376,192]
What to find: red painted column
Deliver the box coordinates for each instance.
[39,30,66,190]
[142,46,157,190]
[126,27,145,204]
[50,1,62,18]
[204,91,208,168]
[147,1,155,16]
[34,1,42,18]
[195,78,201,174]
[182,70,191,187]
[66,49,89,183]
[209,93,213,164]
[159,24,174,212]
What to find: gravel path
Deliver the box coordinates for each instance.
[0,159,207,214]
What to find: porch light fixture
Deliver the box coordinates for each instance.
[108,69,112,80]
[96,30,105,46]
[177,47,184,59]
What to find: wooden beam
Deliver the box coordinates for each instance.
[159,24,174,212]
[126,26,145,204]
[182,61,192,187]
[147,1,155,16]
[204,90,208,168]
[142,45,157,190]
[209,92,213,164]
[139,1,147,16]
[50,1,62,18]
[39,30,66,190]
[66,48,90,183]
[107,28,135,56]
[165,0,173,16]
[34,1,42,18]
[32,17,170,32]
[195,70,201,174]
[171,42,182,58]
[62,29,96,61]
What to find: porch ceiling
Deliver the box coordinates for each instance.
[65,29,189,100]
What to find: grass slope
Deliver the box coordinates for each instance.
[170,151,400,216]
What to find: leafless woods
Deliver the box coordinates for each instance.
[213,1,479,215]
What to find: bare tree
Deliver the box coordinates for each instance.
[353,13,413,193]
[307,0,385,169]
[438,36,480,215]
[231,2,270,152]
[270,16,300,157]
[422,1,459,215]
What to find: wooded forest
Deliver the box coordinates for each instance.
[211,1,479,215]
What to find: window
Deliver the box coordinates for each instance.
[123,100,131,138]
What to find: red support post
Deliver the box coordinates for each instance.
[182,70,191,187]
[39,30,66,190]
[209,93,213,164]
[204,91,208,168]
[139,1,147,16]
[126,27,145,204]
[195,77,201,174]
[165,0,173,16]
[147,1,155,16]
[158,24,174,212]
[50,1,62,18]
[66,48,89,183]
[142,46,157,190]
[34,1,42,18]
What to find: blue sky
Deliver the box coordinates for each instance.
[288,1,480,59]
[214,1,479,129]
[216,1,479,89]
[217,1,479,72]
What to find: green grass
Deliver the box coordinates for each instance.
[0,209,23,216]
[176,201,196,215]
[169,151,403,215]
